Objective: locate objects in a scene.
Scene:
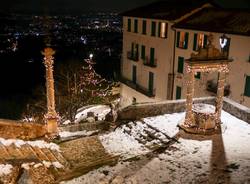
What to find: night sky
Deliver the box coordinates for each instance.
[0,0,249,14]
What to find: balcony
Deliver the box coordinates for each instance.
[143,56,157,67]
[127,51,139,62]
[120,76,156,97]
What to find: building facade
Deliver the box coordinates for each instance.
[120,2,250,108]
[173,8,250,107]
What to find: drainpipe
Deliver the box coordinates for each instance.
[171,28,177,100]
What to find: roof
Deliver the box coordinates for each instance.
[120,0,214,21]
[173,8,250,36]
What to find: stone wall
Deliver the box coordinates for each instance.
[59,121,110,132]
[118,97,215,120]
[118,97,250,124]
[0,119,47,140]
[222,98,250,123]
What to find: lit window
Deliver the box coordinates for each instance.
[193,33,207,51]
[176,31,189,49]
[158,22,168,38]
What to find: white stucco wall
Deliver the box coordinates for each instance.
[174,28,250,107]
[121,16,175,105]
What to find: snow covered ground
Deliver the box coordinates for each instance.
[74,105,110,123]
[59,130,98,138]
[62,110,250,184]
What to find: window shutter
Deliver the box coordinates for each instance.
[142,20,147,34]
[176,31,180,47]
[177,57,184,73]
[158,22,161,37]
[204,35,208,48]
[132,65,137,83]
[131,43,134,58]
[184,32,189,49]
[176,86,182,99]
[127,19,131,32]
[151,22,156,36]
[148,72,154,95]
[141,45,145,59]
[193,33,197,51]
[135,44,139,60]
[134,19,138,33]
[244,75,250,97]
[150,48,155,64]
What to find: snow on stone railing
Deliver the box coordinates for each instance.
[0,138,60,152]
[0,164,13,177]
[118,97,250,123]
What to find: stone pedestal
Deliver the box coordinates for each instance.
[42,48,59,137]
[179,103,221,135]
[47,117,58,135]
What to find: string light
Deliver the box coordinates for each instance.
[180,34,231,134]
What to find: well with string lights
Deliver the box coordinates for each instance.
[179,34,233,134]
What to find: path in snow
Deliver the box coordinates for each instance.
[62,110,250,184]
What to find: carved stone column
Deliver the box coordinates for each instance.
[184,70,195,127]
[42,48,58,136]
[215,71,225,123]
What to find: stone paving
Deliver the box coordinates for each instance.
[0,136,118,184]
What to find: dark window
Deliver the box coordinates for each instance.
[195,72,201,79]
[134,19,138,33]
[244,75,250,97]
[141,45,145,59]
[177,57,184,73]
[151,21,156,36]
[148,72,154,95]
[142,20,147,35]
[127,18,131,32]
[176,31,189,49]
[176,86,182,99]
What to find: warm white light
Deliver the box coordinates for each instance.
[160,22,166,38]
[89,53,93,59]
[219,38,227,48]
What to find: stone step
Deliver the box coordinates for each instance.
[55,155,119,182]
